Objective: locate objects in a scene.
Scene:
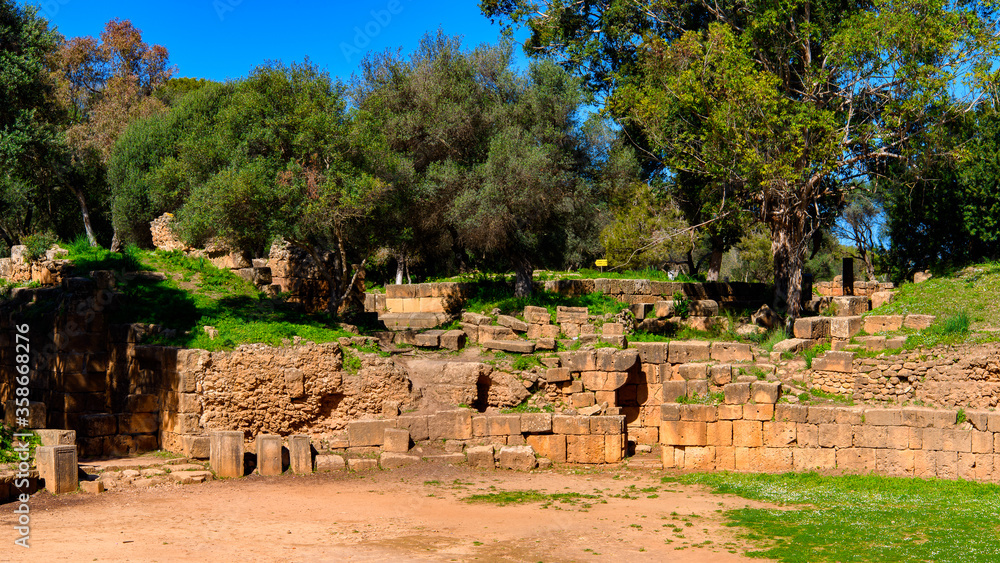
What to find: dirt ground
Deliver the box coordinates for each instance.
[1,463,778,563]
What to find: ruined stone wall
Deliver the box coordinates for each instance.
[660,400,1000,482]
[0,245,73,285]
[814,279,895,297]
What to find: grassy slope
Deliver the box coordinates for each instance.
[66,243,352,351]
[677,472,1000,563]
[872,261,1000,330]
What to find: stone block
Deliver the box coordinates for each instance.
[852,425,887,448]
[903,314,935,330]
[660,404,681,421]
[428,410,473,440]
[523,306,551,324]
[347,420,394,447]
[870,291,894,309]
[806,406,838,425]
[210,431,244,478]
[865,408,903,426]
[763,422,796,447]
[631,342,669,364]
[710,364,733,385]
[830,316,863,339]
[595,348,639,372]
[526,434,566,463]
[679,404,717,422]
[707,421,733,446]
[256,435,283,476]
[552,415,590,435]
[466,445,497,469]
[498,445,537,470]
[835,407,865,425]
[818,424,852,448]
[383,428,411,453]
[876,449,914,477]
[793,448,837,472]
[519,413,552,433]
[837,447,876,473]
[676,363,708,380]
[497,315,529,332]
[315,454,346,472]
[566,435,605,464]
[487,415,521,436]
[718,404,743,420]
[660,421,707,446]
[80,480,105,494]
[864,315,904,333]
[37,445,78,494]
[724,383,751,404]
[395,415,430,442]
[662,380,687,403]
[797,423,818,447]
[774,405,808,423]
[181,435,210,459]
[732,420,763,447]
[751,381,781,404]
[590,415,625,435]
[288,435,312,474]
[682,446,716,471]
[580,371,628,391]
[972,431,993,454]
[348,458,379,471]
[811,352,854,373]
[481,339,535,354]
[668,340,711,363]
[126,394,159,413]
[439,330,467,350]
[81,414,116,437]
[556,305,588,324]
[546,367,571,383]
[793,317,829,339]
[744,404,774,421]
[711,342,752,363]
[571,392,596,408]
[379,452,419,469]
[33,429,76,446]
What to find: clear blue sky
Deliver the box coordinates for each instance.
[36,0,530,83]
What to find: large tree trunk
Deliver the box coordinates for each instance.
[395,254,405,285]
[72,187,99,247]
[770,210,807,321]
[706,247,724,281]
[513,257,533,298]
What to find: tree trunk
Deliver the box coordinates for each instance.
[706,247,724,281]
[395,254,405,285]
[110,230,122,252]
[72,187,98,247]
[770,211,807,320]
[685,249,697,277]
[513,257,533,298]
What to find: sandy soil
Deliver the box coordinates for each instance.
[1,464,778,563]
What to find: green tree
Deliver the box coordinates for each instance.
[354,34,602,296]
[484,0,999,318]
[108,61,385,313]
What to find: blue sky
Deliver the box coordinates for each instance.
[36,0,530,83]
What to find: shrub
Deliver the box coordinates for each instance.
[22,232,58,261]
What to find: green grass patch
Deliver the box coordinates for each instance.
[801,343,831,369]
[464,490,601,506]
[0,424,41,463]
[463,281,627,319]
[874,261,1000,330]
[678,471,1000,562]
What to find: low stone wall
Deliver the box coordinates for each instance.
[814,279,895,297]
[383,282,470,314]
[660,400,1000,482]
[0,245,72,285]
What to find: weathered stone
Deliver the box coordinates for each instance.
[481,339,535,354]
[315,454,346,472]
[526,434,566,463]
[256,435,283,476]
[428,410,473,440]
[566,435,605,464]
[439,330,467,350]
[37,445,78,494]
[659,421,707,446]
[347,420,394,447]
[630,342,669,364]
[520,413,552,433]
[903,314,935,330]
[498,445,537,471]
[414,330,444,348]
[545,367,571,383]
[793,317,829,339]
[751,381,781,404]
[864,315,904,333]
[33,429,76,446]
[210,431,244,478]
[724,383,751,404]
[832,296,869,316]
[668,340,711,363]
[710,342,752,363]
[662,380,687,403]
[466,445,496,469]
[379,452,419,469]
[830,316,863,339]
[348,458,379,471]
[497,315,529,332]
[383,428,411,453]
[288,435,312,474]
[580,371,628,391]
[812,351,854,373]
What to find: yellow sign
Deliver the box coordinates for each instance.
[595,259,608,267]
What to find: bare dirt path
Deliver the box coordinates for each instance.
[2,464,777,563]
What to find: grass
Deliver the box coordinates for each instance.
[874,260,1000,331]
[464,489,601,507]
[0,424,41,463]
[802,343,831,369]
[677,472,1000,562]
[463,280,628,319]
[64,245,355,351]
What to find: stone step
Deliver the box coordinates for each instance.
[481,339,535,354]
[378,312,450,331]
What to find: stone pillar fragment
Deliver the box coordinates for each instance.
[256,434,282,476]
[210,431,244,478]
[36,445,78,494]
[288,435,312,474]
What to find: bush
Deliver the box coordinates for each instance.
[22,232,58,261]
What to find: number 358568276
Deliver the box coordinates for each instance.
[14,324,30,418]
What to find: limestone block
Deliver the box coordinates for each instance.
[837,447,876,473]
[383,428,411,453]
[414,330,444,347]
[773,338,811,354]
[487,415,521,436]
[744,404,774,421]
[466,445,496,469]
[566,435,604,464]
[126,394,159,413]
[864,315,904,333]
[571,392,596,408]
[348,458,379,471]
[724,383,751,404]
[686,379,709,398]
[440,330,467,350]
[711,342,752,363]
[668,341,711,363]
[751,381,781,404]
[395,415,430,441]
[545,367,571,383]
[315,454,346,472]
[631,342,669,364]
[520,413,552,433]
[288,435,312,474]
[707,421,733,447]
[580,370,628,391]
[775,405,808,423]
[680,405,717,422]
[428,410,473,440]
[256,435,283,476]
[37,445,78,494]
[763,422,796,447]
[662,380,687,403]
[830,316,863,339]
[732,420,763,447]
[481,339,535,354]
[676,363,708,380]
[379,452,419,469]
[33,429,76,446]
[552,415,590,435]
[497,315,529,332]
[660,404,681,421]
[556,306,588,324]
[812,351,855,373]
[181,435,210,459]
[499,445,537,470]
[523,306,550,324]
[210,431,244,478]
[659,421,708,446]
[590,415,625,435]
[864,408,903,426]
[903,314,935,330]
[526,434,566,463]
[596,348,639,372]
[347,420,394,447]
[793,317,829,339]
[81,414,117,437]
[832,296,869,316]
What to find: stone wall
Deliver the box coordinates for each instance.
[660,399,1000,482]
[814,279,895,297]
[0,245,72,285]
